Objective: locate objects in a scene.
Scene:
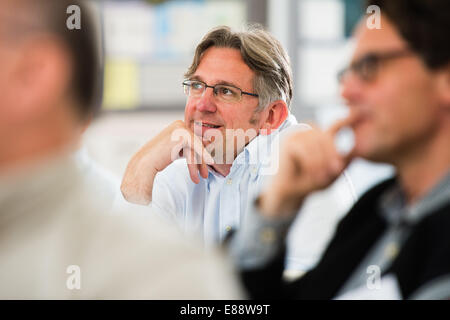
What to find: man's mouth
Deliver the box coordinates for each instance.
[194,121,221,129]
[348,107,369,125]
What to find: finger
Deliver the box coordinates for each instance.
[184,144,208,181]
[187,132,215,165]
[279,133,304,172]
[316,133,340,178]
[287,132,339,190]
[303,134,327,179]
[327,113,359,137]
[342,147,357,167]
[187,163,200,184]
[323,135,347,176]
[199,161,209,179]
[190,139,209,179]
[281,134,310,177]
[184,147,200,184]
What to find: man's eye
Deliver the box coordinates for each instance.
[359,55,379,69]
[191,82,204,90]
[365,55,379,65]
[219,86,236,96]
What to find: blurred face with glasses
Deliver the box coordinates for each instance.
[183,46,272,162]
[340,15,445,163]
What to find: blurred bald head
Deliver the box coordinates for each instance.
[0,0,100,168]
[0,0,100,119]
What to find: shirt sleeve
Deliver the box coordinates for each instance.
[228,196,296,270]
[151,168,183,224]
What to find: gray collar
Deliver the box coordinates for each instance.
[379,171,450,226]
[0,155,81,228]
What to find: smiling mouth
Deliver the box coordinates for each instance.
[194,121,221,129]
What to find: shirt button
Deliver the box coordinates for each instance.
[251,166,257,174]
[226,178,233,185]
[260,227,276,244]
[384,242,399,260]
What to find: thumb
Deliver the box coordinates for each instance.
[327,113,360,137]
[342,147,357,169]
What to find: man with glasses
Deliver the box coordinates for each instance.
[230,0,450,299]
[121,25,295,239]
[121,26,355,272]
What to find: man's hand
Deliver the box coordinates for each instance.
[257,116,357,218]
[120,120,214,205]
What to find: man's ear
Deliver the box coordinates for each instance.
[436,63,450,110]
[259,100,288,135]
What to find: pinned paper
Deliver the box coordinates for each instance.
[103,59,140,110]
[103,1,153,58]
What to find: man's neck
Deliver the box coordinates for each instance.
[396,129,450,205]
[210,145,247,177]
[211,163,232,177]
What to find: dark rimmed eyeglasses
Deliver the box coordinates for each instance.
[182,79,259,103]
[337,49,414,83]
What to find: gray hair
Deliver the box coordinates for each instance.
[185,25,293,111]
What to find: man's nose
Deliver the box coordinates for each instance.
[196,87,217,113]
[340,71,364,105]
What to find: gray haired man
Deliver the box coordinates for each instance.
[121,26,355,272]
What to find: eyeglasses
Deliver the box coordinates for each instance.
[182,79,259,103]
[337,49,414,83]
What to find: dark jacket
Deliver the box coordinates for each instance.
[240,178,450,299]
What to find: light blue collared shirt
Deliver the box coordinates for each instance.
[151,114,356,271]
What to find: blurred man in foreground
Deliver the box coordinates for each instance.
[0,0,241,299]
[231,0,450,299]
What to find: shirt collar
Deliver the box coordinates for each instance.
[232,113,298,171]
[380,170,450,226]
[407,170,450,224]
[205,113,298,178]
[0,154,81,227]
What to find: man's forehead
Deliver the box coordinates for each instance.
[193,47,254,86]
[351,15,408,60]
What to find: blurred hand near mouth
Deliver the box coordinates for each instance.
[257,114,359,218]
